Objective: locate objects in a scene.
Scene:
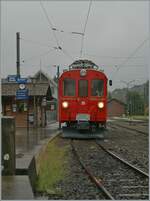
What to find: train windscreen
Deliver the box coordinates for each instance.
[63,79,75,96]
[91,79,104,96]
[79,80,88,97]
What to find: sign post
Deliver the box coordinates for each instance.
[16,77,29,149]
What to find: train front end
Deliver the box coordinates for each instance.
[58,60,108,138]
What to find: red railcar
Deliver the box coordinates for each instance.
[58,60,110,137]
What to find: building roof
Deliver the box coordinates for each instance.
[1,70,57,97]
[2,83,49,96]
[108,98,126,106]
[34,70,57,88]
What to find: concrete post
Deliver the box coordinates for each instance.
[2,117,16,175]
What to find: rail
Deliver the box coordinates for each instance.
[71,140,114,200]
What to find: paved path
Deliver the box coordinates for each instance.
[2,122,59,200]
[16,122,59,170]
[2,176,34,200]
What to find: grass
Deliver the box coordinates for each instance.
[36,138,69,194]
[130,115,149,120]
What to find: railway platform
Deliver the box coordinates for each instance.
[2,121,59,200]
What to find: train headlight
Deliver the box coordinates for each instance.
[98,102,104,109]
[62,101,68,108]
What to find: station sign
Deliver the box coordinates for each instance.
[16,78,28,84]
[7,75,18,82]
[16,89,29,100]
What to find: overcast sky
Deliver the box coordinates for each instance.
[1,0,149,91]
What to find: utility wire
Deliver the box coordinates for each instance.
[40,0,60,47]
[22,49,53,63]
[111,37,149,79]
[80,0,92,58]
[83,53,146,59]
[21,37,52,48]
[62,49,74,60]
[39,0,73,61]
[52,28,84,36]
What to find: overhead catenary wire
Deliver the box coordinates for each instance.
[83,53,146,59]
[39,0,73,61]
[111,37,149,79]
[52,28,84,36]
[80,0,92,58]
[39,0,60,47]
[21,37,53,48]
[21,49,53,63]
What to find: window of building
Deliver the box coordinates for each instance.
[91,79,104,96]
[63,79,76,96]
[79,80,88,97]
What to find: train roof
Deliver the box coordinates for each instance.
[69,59,99,70]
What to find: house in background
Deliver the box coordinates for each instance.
[107,98,126,117]
[2,70,57,127]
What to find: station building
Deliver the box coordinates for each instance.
[1,70,57,127]
[107,98,126,117]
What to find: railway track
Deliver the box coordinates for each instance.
[71,139,149,200]
[108,123,148,135]
[71,140,114,200]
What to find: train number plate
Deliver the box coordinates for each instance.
[76,114,90,121]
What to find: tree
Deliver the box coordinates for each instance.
[108,92,112,100]
[53,75,58,83]
[127,91,144,115]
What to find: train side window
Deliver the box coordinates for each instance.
[63,79,76,96]
[91,79,104,96]
[79,80,88,97]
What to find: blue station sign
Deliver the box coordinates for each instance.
[7,75,18,82]
[16,78,28,84]
[16,89,29,100]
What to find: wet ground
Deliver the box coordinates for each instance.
[2,121,59,200]
[16,122,59,154]
[2,119,148,200]
[2,176,34,200]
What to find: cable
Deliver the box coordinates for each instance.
[52,28,84,36]
[21,37,52,48]
[39,0,60,47]
[80,0,92,58]
[39,0,74,62]
[62,49,74,61]
[83,53,146,59]
[111,37,149,79]
[22,49,53,63]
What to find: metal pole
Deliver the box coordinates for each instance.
[27,99,29,149]
[32,78,36,128]
[34,88,36,128]
[57,66,61,130]
[16,32,20,78]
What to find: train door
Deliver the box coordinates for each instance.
[76,79,90,119]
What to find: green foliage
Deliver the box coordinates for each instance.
[127,91,144,115]
[108,91,112,100]
[36,138,68,193]
[53,75,58,83]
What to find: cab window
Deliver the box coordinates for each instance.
[63,79,75,96]
[79,80,88,97]
[91,79,104,96]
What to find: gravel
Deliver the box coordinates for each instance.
[102,121,149,173]
[52,140,107,200]
[72,140,149,200]
[36,120,149,200]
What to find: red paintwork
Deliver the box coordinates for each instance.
[58,69,108,123]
